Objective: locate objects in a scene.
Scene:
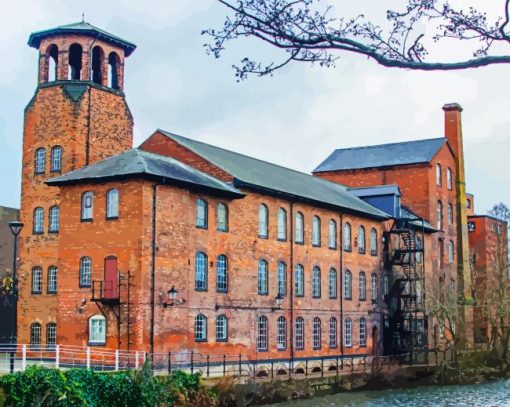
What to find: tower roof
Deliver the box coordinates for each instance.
[28,21,137,56]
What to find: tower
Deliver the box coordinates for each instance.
[17,22,136,345]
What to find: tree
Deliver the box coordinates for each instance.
[205,0,510,79]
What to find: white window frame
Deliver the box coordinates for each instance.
[359,272,366,300]
[343,223,351,251]
[216,254,228,293]
[195,252,208,291]
[258,259,268,295]
[312,266,321,298]
[360,318,367,347]
[295,212,304,243]
[216,315,227,342]
[344,318,352,348]
[81,191,94,221]
[277,208,287,240]
[195,314,207,342]
[80,257,92,287]
[47,266,58,293]
[295,317,304,350]
[49,205,59,233]
[312,317,321,349]
[277,316,287,350]
[106,189,119,219]
[196,198,208,228]
[89,315,106,345]
[217,203,228,232]
[328,268,337,299]
[295,264,304,296]
[258,204,268,238]
[328,219,337,249]
[312,216,321,246]
[32,267,42,293]
[33,207,44,233]
[257,316,268,351]
[50,146,62,172]
[277,261,287,296]
[329,317,337,348]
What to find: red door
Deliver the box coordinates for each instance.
[104,256,118,299]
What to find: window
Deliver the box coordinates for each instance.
[258,204,268,238]
[358,226,366,254]
[196,199,208,228]
[35,148,46,174]
[436,163,442,186]
[449,279,456,292]
[447,167,453,190]
[46,44,58,82]
[216,255,228,293]
[383,274,389,296]
[50,146,62,172]
[438,238,444,269]
[277,261,287,296]
[31,267,42,293]
[195,314,207,342]
[416,236,423,263]
[467,198,472,209]
[30,323,42,349]
[437,200,443,230]
[106,189,119,219]
[277,316,287,350]
[195,252,208,291]
[108,52,120,89]
[33,207,44,233]
[48,205,59,233]
[344,270,352,299]
[468,221,475,232]
[343,223,351,251]
[448,240,455,263]
[68,43,83,80]
[89,315,106,344]
[448,203,453,226]
[47,266,58,293]
[328,219,337,249]
[81,192,94,221]
[295,317,304,350]
[312,216,321,246]
[217,203,228,232]
[360,318,367,347]
[46,323,57,349]
[370,228,377,256]
[91,46,104,85]
[257,316,268,351]
[312,266,321,298]
[79,257,92,287]
[313,317,321,349]
[295,264,304,296]
[216,315,227,342]
[344,318,352,347]
[371,273,378,302]
[329,317,338,348]
[359,272,366,300]
[328,268,337,299]
[295,212,304,243]
[258,259,268,295]
[277,208,287,240]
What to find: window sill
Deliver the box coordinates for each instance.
[47,291,57,295]
[79,285,92,289]
[31,291,42,295]
[88,342,106,347]
[216,289,228,294]
[106,216,119,221]
[295,241,304,245]
[258,235,268,239]
[344,248,352,253]
[48,230,59,234]
[277,346,287,351]
[370,252,378,257]
[329,296,337,300]
[195,339,207,343]
[277,238,287,242]
[216,338,228,343]
[312,244,321,248]
[81,218,93,223]
[195,225,208,230]
[195,287,208,292]
[32,231,44,235]
[358,251,366,255]
[50,169,61,174]
[330,345,338,349]
[344,297,352,301]
[257,349,268,353]
[312,295,321,299]
[34,171,45,176]
[217,228,228,233]
[312,347,322,351]
[258,292,269,296]
[328,246,337,250]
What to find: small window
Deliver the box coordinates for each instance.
[295,317,304,350]
[360,318,367,347]
[344,318,352,347]
[33,207,44,234]
[195,314,207,342]
[447,168,453,190]
[312,317,321,350]
[383,274,390,296]
[359,271,366,300]
[50,146,62,172]
[81,192,94,221]
[370,228,377,256]
[258,259,268,295]
[89,315,106,345]
[217,203,228,232]
[30,323,42,349]
[216,255,228,293]
[371,273,378,302]
[295,212,304,243]
[35,148,46,174]
[312,266,321,298]
[106,189,119,219]
[277,261,287,296]
[195,252,208,291]
[329,317,337,348]
[436,164,442,187]
[196,199,208,228]
[258,204,268,238]
[277,316,287,350]
[31,267,42,293]
[328,268,337,299]
[47,266,58,293]
[468,221,476,232]
[344,270,352,299]
[343,223,351,251]
[312,216,321,246]
[46,323,57,349]
[437,200,443,230]
[448,204,453,226]
[358,226,366,254]
[328,219,337,249]
[48,206,59,233]
[277,208,287,240]
[80,256,92,287]
[448,240,455,263]
[216,315,228,342]
[295,264,304,297]
[257,316,268,351]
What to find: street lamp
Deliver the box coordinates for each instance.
[161,286,186,308]
[8,220,23,373]
[271,292,284,311]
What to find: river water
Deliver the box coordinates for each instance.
[272,380,510,406]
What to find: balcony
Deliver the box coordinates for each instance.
[91,280,120,305]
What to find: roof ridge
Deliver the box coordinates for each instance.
[332,137,445,153]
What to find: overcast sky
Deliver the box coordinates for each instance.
[1,0,509,215]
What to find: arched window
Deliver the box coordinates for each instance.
[313,317,321,349]
[328,268,337,299]
[216,315,228,342]
[217,203,228,232]
[216,254,228,292]
[295,212,304,243]
[195,252,208,291]
[447,167,453,190]
[343,222,351,251]
[91,46,104,85]
[358,226,366,254]
[436,163,442,186]
[295,317,304,350]
[329,317,338,348]
[30,323,42,349]
[48,206,59,233]
[195,314,207,342]
[196,198,208,228]
[35,148,46,174]
[81,191,94,221]
[68,43,83,80]
[312,266,321,298]
[359,272,366,300]
[312,216,321,246]
[344,270,352,299]
[257,315,268,351]
[277,316,287,350]
[437,200,443,229]
[277,207,287,240]
[371,273,378,302]
[383,274,390,296]
[360,318,367,347]
[33,207,44,233]
[31,267,42,293]
[89,315,106,344]
[328,219,337,249]
[46,44,58,82]
[258,204,268,238]
[47,266,58,293]
[108,52,120,89]
[106,189,119,219]
[258,259,268,294]
[46,323,57,349]
[79,257,92,287]
[295,264,304,297]
[344,318,352,347]
[370,228,377,256]
[50,146,62,172]
[448,203,453,225]
[448,240,455,263]
[277,261,287,296]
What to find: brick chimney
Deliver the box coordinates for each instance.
[443,103,464,159]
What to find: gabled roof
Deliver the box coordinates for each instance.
[28,21,136,56]
[156,130,390,220]
[47,149,243,198]
[313,137,447,173]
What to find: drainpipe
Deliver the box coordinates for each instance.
[149,184,158,360]
[289,202,295,364]
[85,35,99,166]
[339,213,344,359]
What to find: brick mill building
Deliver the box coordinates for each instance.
[15,22,507,363]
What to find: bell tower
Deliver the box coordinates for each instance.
[17,22,136,345]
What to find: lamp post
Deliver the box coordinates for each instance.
[8,221,23,373]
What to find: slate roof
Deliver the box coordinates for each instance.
[348,185,401,197]
[157,130,389,220]
[313,138,447,173]
[28,21,136,56]
[47,149,243,198]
